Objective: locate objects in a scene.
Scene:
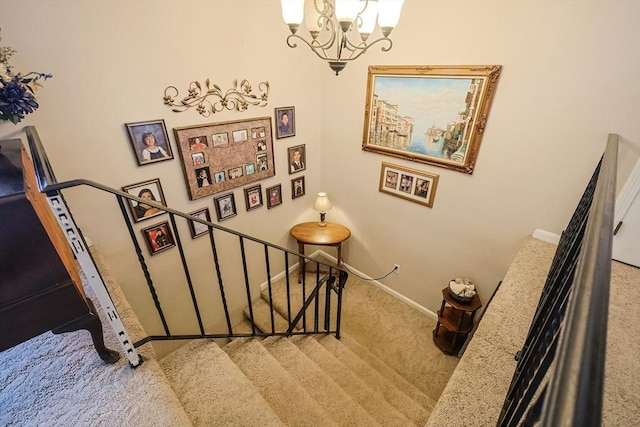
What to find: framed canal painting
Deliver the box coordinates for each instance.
[362,65,502,174]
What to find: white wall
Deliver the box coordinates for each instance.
[318,0,640,310]
[0,0,325,340]
[1,1,638,328]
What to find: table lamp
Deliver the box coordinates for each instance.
[314,192,332,227]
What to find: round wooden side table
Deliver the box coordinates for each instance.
[290,221,351,282]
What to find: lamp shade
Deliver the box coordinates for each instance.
[314,192,332,213]
[358,0,379,37]
[281,0,304,25]
[335,0,360,22]
[378,0,404,29]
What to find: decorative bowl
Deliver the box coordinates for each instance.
[448,278,476,302]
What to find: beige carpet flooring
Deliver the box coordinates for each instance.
[427,236,640,426]
[338,273,459,402]
[255,252,460,402]
[0,247,192,427]
[157,266,455,426]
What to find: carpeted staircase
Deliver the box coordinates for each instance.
[159,270,439,426]
[3,239,637,426]
[0,249,455,426]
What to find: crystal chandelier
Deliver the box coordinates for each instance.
[280,0,404,75]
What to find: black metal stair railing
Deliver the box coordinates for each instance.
[498,134,618,426]
[24,126,348,363]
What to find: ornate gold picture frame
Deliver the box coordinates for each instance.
[363,65,502,174]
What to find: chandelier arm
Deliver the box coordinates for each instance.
[314,0,332,16]
[340,36,393,61]
[286,33,336,52]
[286,33,333,61]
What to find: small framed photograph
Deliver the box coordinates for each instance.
[125,119,173,166]
[232,129,248,143]
[378,162,439,208]
[291,176,305,199]
[399,174,414,193]
[245,163,255,175]
[384,169,399,189]
[214,170,226,184]
[122,178,167,223]
[188,136,209,151]
[266,184,282,209]
[214,193,237,221]
[288,144,306,174]
[211,132,229,147]
[256,153,268,171]
[252,126,266,139]
[188,207,211,238]
[191,152,205,166]
[244,184,263,211]
[142,221,175,255]
[228,166,243,180]
[275,106,295,139]
[195,167,212,188]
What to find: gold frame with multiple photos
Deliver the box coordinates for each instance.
[379,162,439,208]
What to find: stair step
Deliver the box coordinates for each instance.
[290,335,416,426]
[243,297,296,334]
[261,273,339,331]
[247,295,436,422]
[338,275,459,403]
[224,338,337,427]
[159,339,283,427]
[316,334,432,425]
[262,336,380,427]
[333,334,437,412]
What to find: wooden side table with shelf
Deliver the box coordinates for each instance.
[433,287,482,356]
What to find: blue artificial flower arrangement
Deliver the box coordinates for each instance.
[0,30,52,124]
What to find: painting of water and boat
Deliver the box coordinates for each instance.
[362,65,502,174]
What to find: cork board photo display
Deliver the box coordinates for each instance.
[173,117,275,200]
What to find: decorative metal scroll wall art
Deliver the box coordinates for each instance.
[164,79,270,117]
[173,117,275,200]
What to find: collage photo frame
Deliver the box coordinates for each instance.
[379,162,439,208]
[173,117,275,200]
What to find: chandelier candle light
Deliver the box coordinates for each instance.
[314,192,332,227]
[280,0,404,75]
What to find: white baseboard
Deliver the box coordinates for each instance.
[532,229,560,245]
[258,250,437,320]
[317,251,438,320]
[259,249,324,291]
